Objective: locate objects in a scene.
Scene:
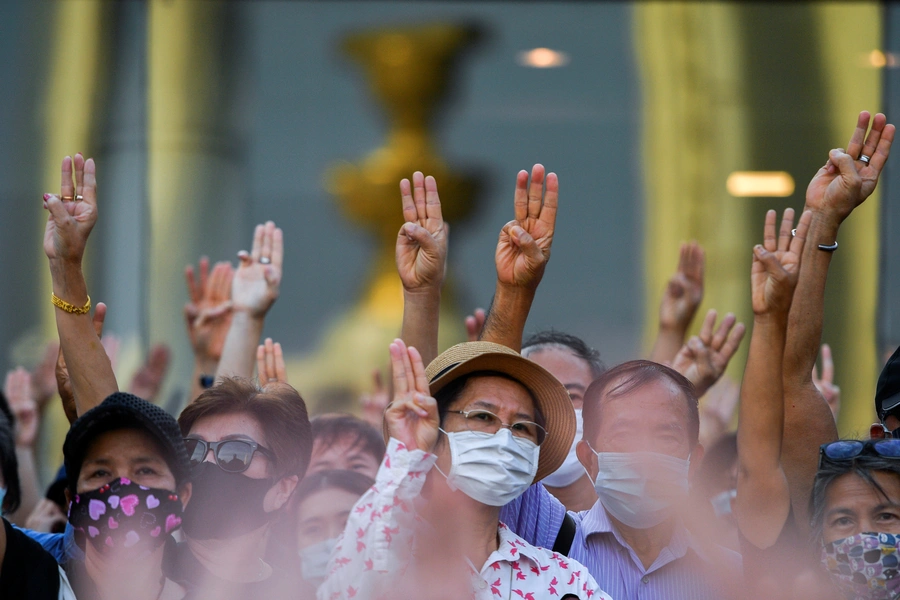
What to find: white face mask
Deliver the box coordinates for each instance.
[439,428,540,506]
[299,536,340,583]
[588,449,690,529]
[542,408,584,488]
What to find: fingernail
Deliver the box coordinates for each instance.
[43,193,50,200]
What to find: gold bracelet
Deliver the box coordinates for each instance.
[51,293,91,315]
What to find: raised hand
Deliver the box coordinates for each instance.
[495,164,558,290]
[56,302,107,424]
[43,154,98,263]
[256,338,287,385]
[812,343,840,421]
[806,111,895,222]
[31,341,60,410]
[129,344,171,402]
[384,339,439,452]
[184,258,234,361]
[751,209,812,316]
[4,368,38,448]
[465,308,486,342]
[360,368,390,430]
[233,221,283,317]
[25,499,68,534]
[672,309,746,397]
[397,172,448,293]
[659,242,705,332]
[698,376,740,448]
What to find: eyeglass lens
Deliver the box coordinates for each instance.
[461,410,545,444]
[185,439,254,472]
[823,439,900,460]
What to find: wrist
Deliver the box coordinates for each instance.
[753,311,790,327]
[403,286,441,304]
[231,306,267,323]
[657,321,689,336]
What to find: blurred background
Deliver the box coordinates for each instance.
[0,1,897,478]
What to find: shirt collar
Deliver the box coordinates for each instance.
[581,500,694,561]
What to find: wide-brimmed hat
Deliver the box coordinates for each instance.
[424,341,576,482]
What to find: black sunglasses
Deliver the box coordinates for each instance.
[184,438,277,473]
[819,439,900,467]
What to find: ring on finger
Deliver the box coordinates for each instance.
[259,256,271,265]
[61,195,74,201]
[267,377,278,382]
[859,154,871,166]
[75,194,84,202]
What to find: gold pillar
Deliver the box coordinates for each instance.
[39,0,112,481]
[813,3,882,435]
[635,2,753,379]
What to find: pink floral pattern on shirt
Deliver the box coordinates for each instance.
[317,439,611,600]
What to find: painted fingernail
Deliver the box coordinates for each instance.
[43,193,50,200]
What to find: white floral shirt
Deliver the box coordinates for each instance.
[318,438,612,600]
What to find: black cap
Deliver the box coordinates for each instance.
[876,346,900,421]
[63,392,190,492]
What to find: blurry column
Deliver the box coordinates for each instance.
[813,3,882,433]
[147,0,247,412]
[634,3,753,378]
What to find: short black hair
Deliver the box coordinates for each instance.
[0,412,21,514]
[522,330,606,379]
[809,452,900,544]
[583,360,699,449]
[311,414,385,465]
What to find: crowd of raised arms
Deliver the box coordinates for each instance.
[0,111,897,600]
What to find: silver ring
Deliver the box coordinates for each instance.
[791,229,797,237]
[267,377,278,382]
[75,194,84,202]
[860,154,871,166]
[259,256,271,265]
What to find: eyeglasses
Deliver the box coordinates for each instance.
[819,439,900,467]
[445,409,547,445]
[184,438,277,473]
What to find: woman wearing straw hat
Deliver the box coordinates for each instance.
[318,338,611,600]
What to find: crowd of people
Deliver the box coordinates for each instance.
[0,110,896,599]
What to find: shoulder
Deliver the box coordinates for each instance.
[2,519,62,599]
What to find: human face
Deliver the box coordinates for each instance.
[587,378,692,458]
[525,347,593,409]
[295,488,362,550]
[822,471,900,544]
[77,428,177,494]
[435,375,537,473]
[187,412,273,479]
[308,437,380,479]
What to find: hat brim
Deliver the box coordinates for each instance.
[427,351,576,483]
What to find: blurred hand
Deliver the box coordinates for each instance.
[396,172,448,293]
[129,344,171,402]
[465,308,486,342]
[750,209,811,317]
[813,343,841,422]
[31,341,60,410]
[256,338,287,385]
[43,154,98,263]
[184,258,234,361]
[56,303,107,423]
[698,376,740,448]
[385,339,439,452]
[494,164,558,290]
[233,221,283,318]
[672,309,746,397]
[360,368,390,430]
[806,111,895,222]
[24,499,68,534]
[4,368,37,448]
[659,242,705,331]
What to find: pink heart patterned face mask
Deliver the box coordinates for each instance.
[69,477,183,555]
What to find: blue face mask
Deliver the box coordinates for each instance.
[0,486,7,516]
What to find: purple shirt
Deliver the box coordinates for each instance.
[500,483,741,600]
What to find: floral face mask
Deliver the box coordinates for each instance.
[68,477,183,554]
[821,532,900,600]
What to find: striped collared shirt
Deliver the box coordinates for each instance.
[500,484,741,600]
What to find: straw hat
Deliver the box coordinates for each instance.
[424,341,576,483]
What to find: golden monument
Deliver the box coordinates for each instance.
[290,23,482,412]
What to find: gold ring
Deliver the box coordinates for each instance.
[61,195,74,201]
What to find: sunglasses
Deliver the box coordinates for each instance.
[819,439,900,467]
[184,438,277,473]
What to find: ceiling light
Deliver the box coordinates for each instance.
[726,172,795,197]
[517,48,569,68]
